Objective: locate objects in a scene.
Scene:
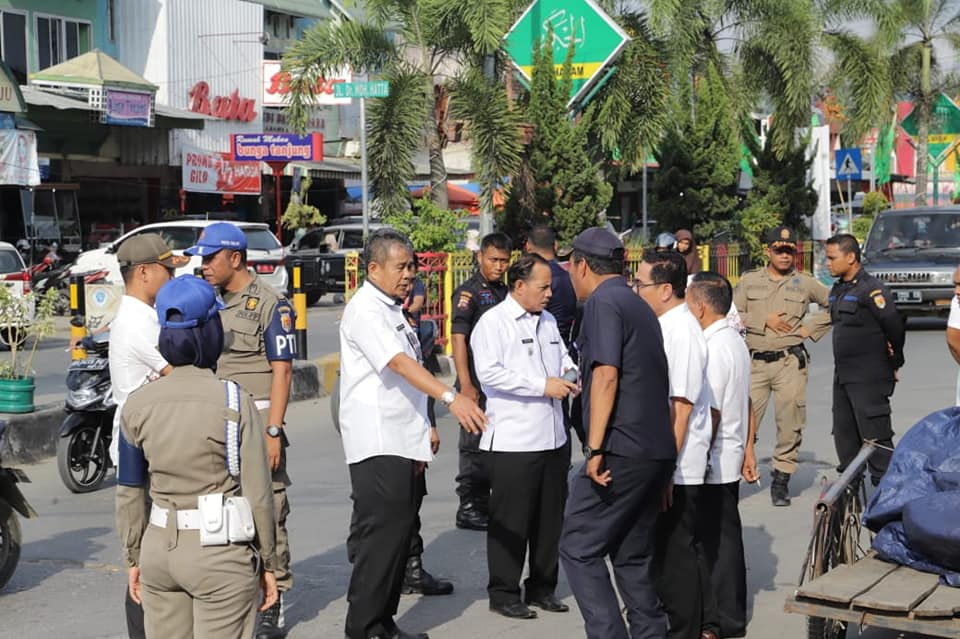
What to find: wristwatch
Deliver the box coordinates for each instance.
[266,425,283,438]
[583,445,606,459]
[440,389,456,406]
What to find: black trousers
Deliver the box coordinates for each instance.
[654,484,719,639]
[347,470,427,563]
[833,379,895,482]
[125,588,145,639]
[697,482,747,638]
[487,447,567,605]
[560,456,673,639]
[456,429,490,505]
[345,456,418,639]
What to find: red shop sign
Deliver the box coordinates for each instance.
[188,81,257,122]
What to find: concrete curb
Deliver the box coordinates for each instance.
[1,403,65,465]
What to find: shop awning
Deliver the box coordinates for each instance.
[20,85,206,130]
[28,49,157,91]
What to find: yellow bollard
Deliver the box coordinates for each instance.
[292,261,307,359]
[69,276,87,360]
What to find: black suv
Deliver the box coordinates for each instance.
[285,222,388,304]
[862,207,960,316]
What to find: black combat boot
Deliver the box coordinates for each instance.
[455,501,488,530]
[256,593,285,639]
[770,469,791,507]
[402,555,454,595]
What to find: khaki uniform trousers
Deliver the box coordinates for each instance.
[258,407,293,593]
[750,353,808,474]
[139,524,259,639]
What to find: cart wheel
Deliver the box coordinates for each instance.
[807,615,847,639]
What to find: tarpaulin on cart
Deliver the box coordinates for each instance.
[863,406,960,586]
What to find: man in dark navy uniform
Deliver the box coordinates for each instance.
[825,233,905,485]
[559,228,676,639]
[450,232,512,530]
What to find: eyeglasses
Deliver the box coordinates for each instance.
[633,279,658,290]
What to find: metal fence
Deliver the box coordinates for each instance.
[344,242,814,353]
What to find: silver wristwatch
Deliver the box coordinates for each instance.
[266,425,282,438]
[440,389,456,406]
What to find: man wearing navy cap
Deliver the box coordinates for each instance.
[186,222,296,639]
[559,228,675,639]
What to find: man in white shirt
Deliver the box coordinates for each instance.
[471,253,577,621]
[634,249,718,639]
[108,233,183,639]
[687,272,758,638]
[339,229,485,639]
[945,265,960,406]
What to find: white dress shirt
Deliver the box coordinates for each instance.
[703,319,751,484]
[339,281,431,464]
[950,297,960,406]
[660,303,712,485]
[470,294,573,452]
[109,295,169,465]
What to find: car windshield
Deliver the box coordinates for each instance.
[0,249,24,274]
[865,213,960,255]
[243,228,281,251]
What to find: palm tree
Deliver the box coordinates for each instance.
[825,0,960,205]
[281,0,522,216]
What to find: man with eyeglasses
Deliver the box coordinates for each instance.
[732,226,831,507]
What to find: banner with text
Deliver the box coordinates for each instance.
[0,130,39,186]
[182,146,261,194]
[262,61,352,107]
[231,133,323,163]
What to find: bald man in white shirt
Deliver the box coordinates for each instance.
[471,253,578,620]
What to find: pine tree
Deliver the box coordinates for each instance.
[500,36,613,247]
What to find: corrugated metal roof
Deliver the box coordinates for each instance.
[20,85,89,111]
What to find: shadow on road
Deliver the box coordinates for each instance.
[742,524,776,624]
[284,543,351,629]
[7,526,111,592]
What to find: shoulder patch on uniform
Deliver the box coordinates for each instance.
[873,294,886,309]
[869,289,882,297]
[279,306,293,332]
[457,292,472,309]
[245,296,260,311]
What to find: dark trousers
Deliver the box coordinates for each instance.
[456,429,490,505]
[697,482,747,638]
[654,484,719,639]
[560,456,672,639]
[125,588,145,638]
[345,456,418,639]
[833,379,895,482]
[347,470,426,563]
[487,447,567,605]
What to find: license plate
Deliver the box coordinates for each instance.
[894,290,922,303]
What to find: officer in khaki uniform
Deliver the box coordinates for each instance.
[186,223,296,639]
[116,275,278,639]
[733,226,831,506]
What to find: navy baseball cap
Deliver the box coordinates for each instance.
[184,222,247,257]
[766,225,797,248]
[156,275,224,329]
[572,227,624,259]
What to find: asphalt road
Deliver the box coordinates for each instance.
[0,317,956,638]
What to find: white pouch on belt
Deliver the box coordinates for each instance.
[198,493,229,546]
[225,496,255,543]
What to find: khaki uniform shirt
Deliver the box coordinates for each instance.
[733,267,832,352]
[115,366,276,570]
[218,274,296,401]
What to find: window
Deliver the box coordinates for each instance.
[0,11,26,83]
[243,228,281,251]
[36,15,91,70]
[106,0,115,42]
[341,230,364,250]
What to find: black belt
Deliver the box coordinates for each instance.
[752,350,787,362]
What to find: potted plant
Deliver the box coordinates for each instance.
[0,287,59,413]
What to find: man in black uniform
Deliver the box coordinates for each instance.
[825,233,905,484]
[451,232,512,530]
[559,228,676,639]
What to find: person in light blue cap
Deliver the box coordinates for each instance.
[115,274,279,638]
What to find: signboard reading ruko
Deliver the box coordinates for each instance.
[503,0,630,107]
[105,89,152,127]
[231,133,323,163]
[262,61,351,107]
[182,146,261,194]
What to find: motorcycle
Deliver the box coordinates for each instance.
[31,256,72,316]
[56,333,115,493]
[0,421,38,589]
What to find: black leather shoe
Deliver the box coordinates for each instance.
[455,502,488,530]
[524,593,569,613]
[770,469,791,507]
[402,556,454,595]
[255,597,286,638]
[490,601,538,619]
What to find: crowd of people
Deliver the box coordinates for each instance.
[108,220,908,639]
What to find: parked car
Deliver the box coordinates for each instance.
[285,221,388,302]
[0,241,35,344]
[70,220,289,294]
[861,206,960,317]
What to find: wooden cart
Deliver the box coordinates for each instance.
[784,445,960,638]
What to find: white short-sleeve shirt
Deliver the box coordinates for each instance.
[109,295,169,465]
[703,319,751,484]
[339,281,431,464]
[660,303,712,485]
[470,295,574,452]
[950,297,960,406]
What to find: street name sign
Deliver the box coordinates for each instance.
[836,148,862,182]
[503,0,630,107]
[901,93,960,166]
[333,81,390,99]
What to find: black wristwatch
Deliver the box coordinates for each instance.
[583,445,606,459]
[266,424,283,438]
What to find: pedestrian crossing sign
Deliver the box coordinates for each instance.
[835,148,862,182]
